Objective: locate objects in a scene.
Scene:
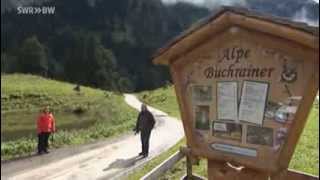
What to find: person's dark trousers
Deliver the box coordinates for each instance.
[140,130,151,156]
[38,133,44,154]
[38,132,51,154]
[43,132,50,152]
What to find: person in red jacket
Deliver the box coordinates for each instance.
[37,105,56,154]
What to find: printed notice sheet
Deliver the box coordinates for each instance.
[239,81,268,125]
[217,82,238,121]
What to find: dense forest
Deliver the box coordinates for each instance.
[1,0,319,92]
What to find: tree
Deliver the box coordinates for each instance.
[1,53,19,73]
[1,53,9,73]
[64,32,120,90]
[87,35,123,91]
[18,36,48,76]
[118,76,135,93]
[64,31,88,83]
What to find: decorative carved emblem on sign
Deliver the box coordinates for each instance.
[280,58,298,83]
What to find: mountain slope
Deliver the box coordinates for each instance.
[1,0,318,92]
[1,0,209,91]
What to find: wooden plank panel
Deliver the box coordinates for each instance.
[141,151,184,180]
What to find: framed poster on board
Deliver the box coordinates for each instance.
[239,81,269,125]
[217,81,238,121]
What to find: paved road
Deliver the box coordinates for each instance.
[1,94,184,180]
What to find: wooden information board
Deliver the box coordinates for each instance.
[153,7,319,179]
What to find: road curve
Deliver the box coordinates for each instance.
[1,94,184,180]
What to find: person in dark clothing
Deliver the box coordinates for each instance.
[134,104,155,157]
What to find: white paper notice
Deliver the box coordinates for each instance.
[239,81,268,125]
[213,122,227,132]
[217,82,238,121]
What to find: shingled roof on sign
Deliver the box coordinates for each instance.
[152,6,319,65]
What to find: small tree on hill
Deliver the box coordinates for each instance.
[18,36,48,76]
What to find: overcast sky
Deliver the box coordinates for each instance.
[162,0,319,26]
[162,0,247,9]
[162,0,319,5]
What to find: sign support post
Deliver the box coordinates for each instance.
[186,155,193,179]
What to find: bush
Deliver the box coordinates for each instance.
[73,105,88,114]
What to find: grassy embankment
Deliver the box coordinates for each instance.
[137,85,181,119]
[1,74,137,160]
[132,86,319,178]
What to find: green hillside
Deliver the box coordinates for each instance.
[138,85,180,119]
[138,86,319,176]
[1,74,138,160]
[2,73,113,113]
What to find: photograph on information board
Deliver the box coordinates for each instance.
[212,121,242,142]
[192,85,212,102]
[246,125,274,146]
[195,105,210,130]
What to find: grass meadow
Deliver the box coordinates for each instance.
[1,74,138,160]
